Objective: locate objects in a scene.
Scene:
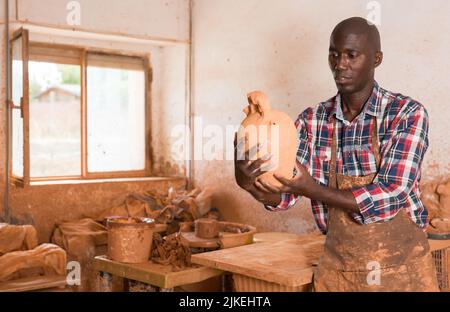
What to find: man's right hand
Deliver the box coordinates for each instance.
[234,134,270,189]
[234,133,281,206]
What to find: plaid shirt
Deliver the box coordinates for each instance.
[266,82,430,234]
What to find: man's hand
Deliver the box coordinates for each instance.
[255,163,360,213]
[255,163,318,198]
[234,133,272,190]
[234,133,281,206]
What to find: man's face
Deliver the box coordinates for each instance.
[328,32,375,94]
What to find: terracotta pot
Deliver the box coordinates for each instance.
[179,221,194,232]
[107,217,155,263]
[422,178,450,220]
[195,218,219,239]
[238,91,298,187]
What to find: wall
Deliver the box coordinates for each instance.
[191,0,450,234]
[0,0,191,242]
[16,0,189,41]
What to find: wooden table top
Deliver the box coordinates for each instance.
[192,233,326,287]
[93,255,223,289]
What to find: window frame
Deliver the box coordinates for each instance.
[9,28,153,185]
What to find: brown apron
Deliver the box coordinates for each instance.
[313,117,439,292]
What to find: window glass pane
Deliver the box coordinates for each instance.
[87,62,145,172]
[12,109,23,177]
[12,37,23,106]
[29,61,81,177]
[12,37,23,177]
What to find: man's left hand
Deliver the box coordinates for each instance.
[254,163,318,198]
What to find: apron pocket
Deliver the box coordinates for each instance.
[338,264,412,291]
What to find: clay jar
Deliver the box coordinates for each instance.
[422,178,450,220]
[237,91,298,187]
[195,218,219,239]
[107,217,155,263]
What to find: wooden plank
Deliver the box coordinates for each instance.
[429,239,450,252]
[0,275,66,292]
[93,256,222,289]
[253,232,303,244]
[233,273,311,292]
[81,49,87,178]
[144,55,153,176]
[22,29,30,186]
[192,234,325,287]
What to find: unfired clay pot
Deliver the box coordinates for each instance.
[107,217,155,263]
[422,178,450,213]
[237,91,298,187]
[421,177,450,233]
[195,218,219,239]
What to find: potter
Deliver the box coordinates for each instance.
[235,17,439,291]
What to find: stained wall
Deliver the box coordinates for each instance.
[191,0,450,234]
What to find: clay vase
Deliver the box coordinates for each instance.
[237,91,298,188]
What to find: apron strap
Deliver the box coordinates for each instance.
[329,117,338,189]
[371,117,381,169]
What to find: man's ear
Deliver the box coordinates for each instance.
[374,51,383,68]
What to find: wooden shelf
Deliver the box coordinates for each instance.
[0,275,66,292]
[93,255,223,289]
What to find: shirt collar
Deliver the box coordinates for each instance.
[330,81,382,122]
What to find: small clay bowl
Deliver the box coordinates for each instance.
[195,218,219,239]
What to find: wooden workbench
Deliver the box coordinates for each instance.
[192,232,450,292]
[93,255,223,291]
[192,233,325,291]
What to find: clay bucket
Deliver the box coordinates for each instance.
[107,217,155,263]
[195,218,219,239]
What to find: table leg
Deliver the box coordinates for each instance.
[111,275,125,291]
[96,271,125,291]
[97,271,112,292]
[222,273,234,292]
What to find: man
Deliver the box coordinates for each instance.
[234,17,439,291]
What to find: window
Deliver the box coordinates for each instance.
[9,29,152,185]
[86,54,146,173]
[29,49,82,178]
